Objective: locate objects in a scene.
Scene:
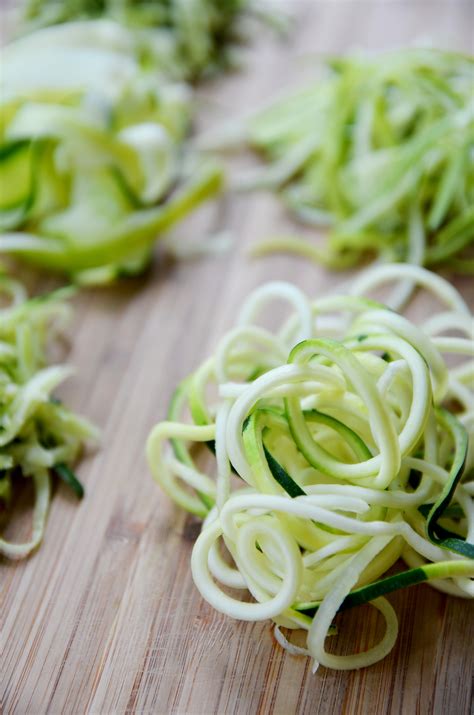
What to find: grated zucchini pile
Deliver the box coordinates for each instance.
[0,274,98,559]
[211,49,474,272]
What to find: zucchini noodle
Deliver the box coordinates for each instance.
[147,263,474,670]
[204,49,474,272]
[0,21,224,284]
[0,275,98,559]
[21,0,250,81]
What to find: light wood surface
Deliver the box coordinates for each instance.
[1,2,474,714]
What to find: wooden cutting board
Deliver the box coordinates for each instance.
[1,3,473,713]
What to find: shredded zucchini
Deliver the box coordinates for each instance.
[21,0,249,80]
[0,21,224,284]
[207,48,474,271]
[147,264,474,670]
[0,274,98,559]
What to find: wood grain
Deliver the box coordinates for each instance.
[1,2,474,714]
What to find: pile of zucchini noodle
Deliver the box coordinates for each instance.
[202,48,474,272]
[147,263,474,670]
[0,20,226,284]
[21,0,250,81]
[0,274,97,559]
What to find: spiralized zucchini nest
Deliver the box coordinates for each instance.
[147,263,474,670]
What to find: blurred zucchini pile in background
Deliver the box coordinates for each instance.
[0,1,254,284]
[220,49,474,272]
[22,0,248,80]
